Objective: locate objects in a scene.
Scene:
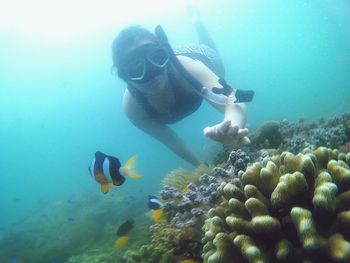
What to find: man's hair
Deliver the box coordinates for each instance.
[112,25,157,69]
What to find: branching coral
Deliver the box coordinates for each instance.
[202,147,350,263]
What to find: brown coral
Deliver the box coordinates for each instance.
[202,147,350,263]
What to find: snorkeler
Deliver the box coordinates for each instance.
[111,8,254,166]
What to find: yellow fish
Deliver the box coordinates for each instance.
[88,151,142,194]
[114,236,129,250]
[150,209,164,223]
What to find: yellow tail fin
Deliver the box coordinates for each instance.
[127,171,142,179]
[125,155,136,168]
[122,155,142,179]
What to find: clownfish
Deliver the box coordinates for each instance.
[147,195,165,223]
[88,151,141,194]
[114,219,135,250]
[148,195,163,210]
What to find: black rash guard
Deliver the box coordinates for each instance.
[126,44,223,124]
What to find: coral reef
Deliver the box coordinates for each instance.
[249,120,283,148]
[162,164,214,191]
[7,113,348,263]
[66,246,117,263]
[121,243,173,263]
[279,113,350,153]
[202,147,350,263]
[243,113,350,154]
[64,112,350,263]
[160,174,221,229]
[120,223,202,263]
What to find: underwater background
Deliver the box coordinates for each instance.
[0,0,349,262]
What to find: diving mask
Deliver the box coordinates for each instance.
[120,43,169,83]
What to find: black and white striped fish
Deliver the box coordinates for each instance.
[88,151,141,194]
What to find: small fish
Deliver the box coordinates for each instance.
[66,199,73,204]
[117,219,134,236]
[88,151,142,194]
[148,195,163,210]
[114,219,135,250]
[9,256,17,263]
[114,236,129,250]
[67,217,74,223]
[150,209,164,223]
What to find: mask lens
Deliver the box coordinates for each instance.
[125,58,145,80]
[147,47,169,67]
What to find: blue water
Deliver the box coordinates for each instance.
[0,0,349,261]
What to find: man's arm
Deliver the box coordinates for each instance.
[123,90,201,166]
[178,56,250,144]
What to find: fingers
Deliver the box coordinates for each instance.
[218,120,231,134]
[203,126,214,137]
[240,136,251,145]
[237,128,249,138]
[204,122,250,146]
[227,125,239,136]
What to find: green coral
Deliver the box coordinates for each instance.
[202,147,350,262]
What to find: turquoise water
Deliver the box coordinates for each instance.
[0,0,349,261]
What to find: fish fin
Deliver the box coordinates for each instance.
[125,155,136,169]
[114,235,129,250]
[150,209,164,223]
[126,171,142,179]
[101,183,110,194]
[122,156,142,179]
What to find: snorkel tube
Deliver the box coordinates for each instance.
[154,26,204,93]
[154,25,255,106]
